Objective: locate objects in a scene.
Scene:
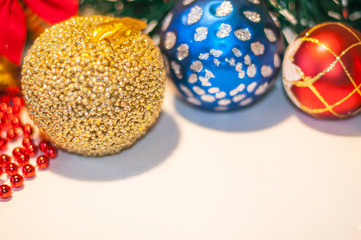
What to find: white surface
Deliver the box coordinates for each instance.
[1,80,361,240]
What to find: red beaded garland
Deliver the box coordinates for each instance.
[22,164,36,178]
[0,93,58,200]
[0,184,12,199]
[10,174,24,188]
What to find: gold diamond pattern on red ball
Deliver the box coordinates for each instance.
[291,22,361,119]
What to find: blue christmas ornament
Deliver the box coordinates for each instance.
[160,0,285,111]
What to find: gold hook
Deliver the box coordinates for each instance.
[92,17,147,44]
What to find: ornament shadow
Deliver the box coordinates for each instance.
[50,112,180,181]
[297,112,361,136]
[174,82,293,132]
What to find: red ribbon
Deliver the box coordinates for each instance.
[0,0,78,66]
[23,0,78,25]
[0,0,26,66]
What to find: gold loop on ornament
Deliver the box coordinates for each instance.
[92,17,147,44]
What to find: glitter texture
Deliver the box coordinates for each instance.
[264,28,277,42]
[161,12,173,31]
[274,54,281,68]
[187,5,203,25]
[244,11,261,22]
[210,49,223,57]
[199,53,209,60]
[226,58,235,66]
[177,44,189,60]
[251,41,265,55]
[247,64,257,77]
[234,28,251,41]
[201,95,216,102]
[247,82,257,92]
[235,62,243,72]
[261,65,273,77]
[21,16,166,156]
[215,1,234,17]
[208,87,220,94]
[164,31,176,49]
[188,73,198,83]
[194,26,208,41]
[171,61,183,79]
[217,23,232,38]
[244,54,251,65]
[183,0,195,6]
[193,86,206,95]
[232,48,242,57]
[190,60,203,72]
[255,82,269,95]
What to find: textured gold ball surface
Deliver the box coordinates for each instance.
[21,16,166,156]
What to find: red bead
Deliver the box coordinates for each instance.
[5,163,18,175]
[0,184,12,199]
[282,22,361,119]
[45,146,57,159]
[11,116,21,128]
[12,96,23,107]
[10,174,24,188]
[12,147,26,158]
[39,140,49,152]
[0,115,5,127]
[11,106,20,115]
[25,144,38,157]
[0,95,10,104]
[0,154,11,167]
[16,154,29,166]
[5,106,13,117]
[0,138,7,150]
[22,164,36,178]
[22,137,32,147]
[7,128,17,140]
[36,155,49,169]
[0,103,7,113]
[22,124,32,136]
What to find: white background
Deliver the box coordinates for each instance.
[1,79,361,240]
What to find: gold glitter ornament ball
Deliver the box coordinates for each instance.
[21,16,166,156]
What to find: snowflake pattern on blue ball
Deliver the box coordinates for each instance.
[160,0,285,111]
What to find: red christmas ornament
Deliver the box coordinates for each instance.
[282,22,361,119]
